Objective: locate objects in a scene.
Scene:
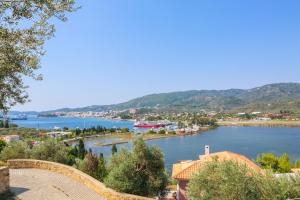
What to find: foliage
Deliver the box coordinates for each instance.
[78,153,99,178]
[29,140,71,164]
[104,138,168,197]
[187,159,300,200]
[187,160,278,200]
[0,127,44,140]
[97,153,107,181]
[256,153,292,173]
[119,114,133,120]
[0,141,29,161]
[77,139,86,159]
[0,190,18,200]
[0,140,7,153]
[120,128,129,133]
[0,140,75,165]
[111,144,117,155]
[0,0,76,113]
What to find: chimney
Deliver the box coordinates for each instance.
[205,145,210,155]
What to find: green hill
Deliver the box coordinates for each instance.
[40,83,300,113]
[112,83,300,112]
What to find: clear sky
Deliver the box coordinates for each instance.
[14,0,300,111]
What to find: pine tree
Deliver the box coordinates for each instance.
[111,144,117,155]
[78,139,86,160]
[97,153,107,181]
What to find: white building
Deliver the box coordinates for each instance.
[47,131,72,138]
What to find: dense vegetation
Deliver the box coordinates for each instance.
[0,137,168,197]
[256,153,300,173]
[187,159,300,200]
[104,138,168,197]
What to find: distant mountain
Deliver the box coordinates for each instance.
[14,83,300,113]
[111,83,300,113]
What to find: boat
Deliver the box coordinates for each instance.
[134,122,166,129]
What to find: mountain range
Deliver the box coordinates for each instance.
[19,82,300,114]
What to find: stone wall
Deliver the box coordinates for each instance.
[0,167,9,194]
[8,159,153,200]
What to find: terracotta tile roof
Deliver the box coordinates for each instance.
[172,151,262,180]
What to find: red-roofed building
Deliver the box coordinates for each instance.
[171,146,262,200]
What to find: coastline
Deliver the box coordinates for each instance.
[65,127,214,147]
[218,120,300,128]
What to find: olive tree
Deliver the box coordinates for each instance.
[187,160,277,200]
[104,138,168,197]
[187,159,300,200]
[0,0,77,113]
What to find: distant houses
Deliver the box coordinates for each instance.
[46,131,72,138]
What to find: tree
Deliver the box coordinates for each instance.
[278,153,292,173]
[111,144,117,155]
[30,140,71,164]
[79,153,99,178]
[187,159,300,200]
[256,153,292,173]
[77,139,86,159]
[0,140,6,153]
[187,160,278,200]
[0,0,76,113]
[3,119,9,128]
[0,141,29,161]
[104,138,168,196]
[256,153,279,171]
[97,153,107,181]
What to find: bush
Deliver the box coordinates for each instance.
[78,153,99,178]
[104,138,168,197]
[187,159,300,200]
[0,141,29,161]
[187,160,277,200]
[30,140,71,164]
[257,153,292,173]
[0,140,6,153]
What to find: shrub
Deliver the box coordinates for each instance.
[78,153,99,178]
[187,160,277,200]
[0,140,6,153]
[30,140,71,164]
[187,159,300,200]
[104,138,168,197]
[257,153,292,173]
[0,141,29,161]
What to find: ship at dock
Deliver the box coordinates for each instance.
[134,121,172,129]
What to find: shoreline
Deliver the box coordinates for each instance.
[65,127,214,147]
[218,120,300,128]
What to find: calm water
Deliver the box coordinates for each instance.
[82,126,300,172]
[13,117,134,130]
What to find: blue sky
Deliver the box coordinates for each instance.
[14,0,300,111]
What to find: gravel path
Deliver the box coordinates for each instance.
[10,168,105,200]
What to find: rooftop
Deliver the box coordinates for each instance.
[172,150,262,180]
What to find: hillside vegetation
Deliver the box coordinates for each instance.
[38,83,300,113]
